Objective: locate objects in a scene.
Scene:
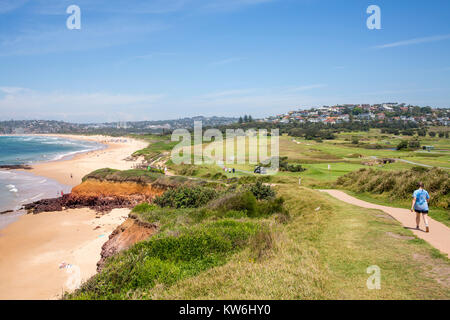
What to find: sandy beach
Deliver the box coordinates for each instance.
[0,134,148,300]
[28,134,148,187]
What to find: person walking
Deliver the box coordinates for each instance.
[411,182,430,232]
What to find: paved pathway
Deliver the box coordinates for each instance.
[320,190,450,257]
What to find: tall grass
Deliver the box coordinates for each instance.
[336,167,449,209]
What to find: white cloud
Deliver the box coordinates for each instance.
[210,57,245,66]
[287,84,327,92]
[0,0,29,14]
[374,34,450,49]
[0,88,165,122]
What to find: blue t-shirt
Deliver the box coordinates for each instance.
[413,189,430,211]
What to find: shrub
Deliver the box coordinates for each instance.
[68,220,259,299]
[397,140,408,150]
[256,197,288,217]
[248,181,276,200]
[207,191,257,217]
[408,139,421,149]
[154,186,218,209]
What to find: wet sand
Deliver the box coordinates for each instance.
[28,134,148,187]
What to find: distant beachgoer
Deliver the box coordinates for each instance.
[232,168,235,173]
[411,182,430,232]
[70,173,73,179]
[61,190,64,197]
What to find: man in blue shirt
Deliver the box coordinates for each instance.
[411,182,430,232]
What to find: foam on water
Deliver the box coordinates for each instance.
[0,135,105,230]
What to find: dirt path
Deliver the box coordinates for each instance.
[320,190,450,257]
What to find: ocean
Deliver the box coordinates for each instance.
[0,135,104,229]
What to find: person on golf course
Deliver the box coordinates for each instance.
[411,182,430,233]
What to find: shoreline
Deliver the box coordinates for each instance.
[0,134,148,300]
[18,134,147,187]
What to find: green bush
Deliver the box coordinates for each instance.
[154,186,219,209]
[207,191,257,217]
[397,140,408,150]
[67,220,260,299]
[256,197,288,218]
[248,181,275,200]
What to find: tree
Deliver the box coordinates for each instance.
[408,139,421,149]
[417,129,427,137]
[429,131,436,137]
[248,115,253,122]
[397,140,408,150]
[243,115,248,123]
[239,116,243,124]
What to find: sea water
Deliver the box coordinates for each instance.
[0,136,104,229]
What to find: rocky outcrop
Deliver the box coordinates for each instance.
[97,217,158,272]
[24,179,167,214]
[0,164,32,170]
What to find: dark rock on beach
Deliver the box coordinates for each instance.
[0,165,32,170]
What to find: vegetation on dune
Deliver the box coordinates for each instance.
[67,182,283,300]
[82,168,191,187]
[129,186,449,300]
[154,186,219,209]
[336,167,450,209]
[67,220,262,300]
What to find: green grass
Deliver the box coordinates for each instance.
[82,168,191,186]
[67,220,262,300]
[68,129,450,300]
[148,186,449,299]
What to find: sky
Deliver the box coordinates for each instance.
[0,0,449,123]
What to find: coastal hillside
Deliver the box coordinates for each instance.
[66,180,450,299]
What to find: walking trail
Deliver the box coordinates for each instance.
[320,190,450,257]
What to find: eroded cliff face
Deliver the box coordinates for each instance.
[97,217,158,272]
[24,179,167,214]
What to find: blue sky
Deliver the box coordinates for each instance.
[0,0,449,122]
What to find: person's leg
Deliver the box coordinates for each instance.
[422,213,429,232]
[416,212,421,229]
